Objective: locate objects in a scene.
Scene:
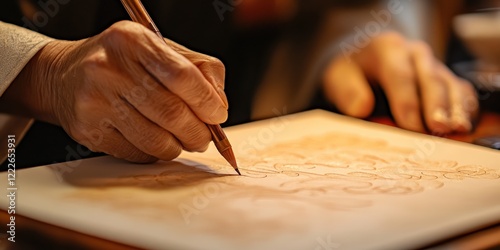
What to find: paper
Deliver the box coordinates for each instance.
[1,110,500,249]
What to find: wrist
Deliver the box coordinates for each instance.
[2,39,82,125]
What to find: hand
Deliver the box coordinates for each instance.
[322,31,478,134]
[5,21,229,163]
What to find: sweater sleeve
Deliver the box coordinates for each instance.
[0,21,54,95]
[0,21,54,165]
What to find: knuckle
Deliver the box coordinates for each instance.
[158,96,188,123]
[67,122,86,141]
[168,67,216,111]
[206,57,225,72]
[102,21,144,45]
[67,122,100,151]
[374,31,405,47]
[381,66,414,85]
[110,20,132,30]
[395,69,415,83]
[105,21,133,37]
[153,136,182,160]
[142,134,169,156]
[182,126,211,151]
[168,61,195,83]
[76,84,106,113]
[81,51,109,74]
[138,129,182,160]
[73,91,99,115]
[426,71,442,87]
[191,88,214,110]
[420,69,443,90]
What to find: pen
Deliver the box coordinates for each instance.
[119,0,240,175]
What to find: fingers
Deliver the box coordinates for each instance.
[94,128,158,163]
[193,58,228,107]
[65,114,158,164]
[410,41,478,134]
[57,21,227,164]
[323,56,375,118]
[371,37,425,132]
[142,43,228,125]
[182,54,228,108]
[104,21,228,125]
[120,72,212,152]
[410,41,452,134]
[439,64,479,133]
[164,38,227,88]
[348,32,479,134]
[113,100,184,161]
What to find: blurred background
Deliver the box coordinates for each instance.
[1,0,500,168]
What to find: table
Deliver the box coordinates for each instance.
[1,112,499,249]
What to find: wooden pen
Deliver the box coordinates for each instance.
[119,0,240,175]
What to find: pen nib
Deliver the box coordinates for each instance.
[220,147,240,175]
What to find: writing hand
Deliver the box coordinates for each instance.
[7,21,228,163]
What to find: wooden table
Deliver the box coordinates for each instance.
[1,112,499,249]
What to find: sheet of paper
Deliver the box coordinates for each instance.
[2,110,500,249]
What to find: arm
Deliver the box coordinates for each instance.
[0,21,54,164]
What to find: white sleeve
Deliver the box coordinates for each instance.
[0,21,54,95]
[0,21,54,164]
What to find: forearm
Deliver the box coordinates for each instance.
[0,21,56,163]
[0,22,55,118]
[0,39,81,125]
[0,21,85,125]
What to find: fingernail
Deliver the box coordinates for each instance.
[453,116,472,132]
[209,105,228,124]
[432,108,450,126]
[451,106,472,132]
[217,86,229,109]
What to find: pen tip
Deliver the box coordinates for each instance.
[220,147,240,175]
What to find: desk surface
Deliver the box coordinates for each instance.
[7,212,497,250]
[1,112,499,249]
